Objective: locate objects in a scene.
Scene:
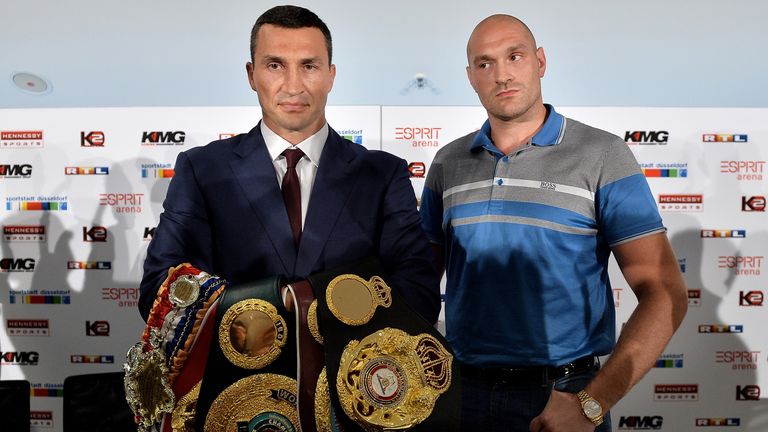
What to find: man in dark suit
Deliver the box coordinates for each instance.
[138,5,440,324]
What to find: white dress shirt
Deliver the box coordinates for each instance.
[260,121,328,229]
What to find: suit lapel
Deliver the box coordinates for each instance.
[229,126,296,274]
[295,130,357,276]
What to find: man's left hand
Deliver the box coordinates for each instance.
[529,389,595,432]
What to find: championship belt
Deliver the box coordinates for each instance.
[126,258,459,432]
[308,258,460,432]
[195,275,300,432]
[124,263,226,431]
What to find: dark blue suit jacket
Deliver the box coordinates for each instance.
[139,124,440,323]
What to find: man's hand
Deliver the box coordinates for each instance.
[529,390,595,432]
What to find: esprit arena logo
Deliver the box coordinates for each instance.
[718,255,762,276]
[719,160,765,181]
[101,287,139,308]
[3,225,45,242]
[715,351,760,370]
[394,127,442,147]
[1,130,43,148]
[0,164,32,178]
[99,193,144,213]
[5,196,68,211]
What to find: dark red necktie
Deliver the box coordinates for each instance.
[281,148,304,247]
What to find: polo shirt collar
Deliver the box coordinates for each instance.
[470,104,565,154]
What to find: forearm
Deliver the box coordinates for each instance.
[585,280,687,410]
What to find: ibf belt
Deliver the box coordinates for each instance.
[308,258,461,432]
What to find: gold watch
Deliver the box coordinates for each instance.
[576,390,604,426]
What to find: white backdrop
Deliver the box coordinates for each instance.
[0,106,765,430]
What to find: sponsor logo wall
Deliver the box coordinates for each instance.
[0,106,765,430]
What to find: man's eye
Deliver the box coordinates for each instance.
[267,63,282,70]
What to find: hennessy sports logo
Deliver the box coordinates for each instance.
[80,131,105,146]
[658,194,703,212]
[1,131,43,148]
[7,319,49,336]
[141,131,185,145]
[624,131,668,144]
[3,225,45,242]
[703,134,747,142]
[653,384,698,401]
[30,411,54,428]
[0,164,32,178]
[688,290,701,307]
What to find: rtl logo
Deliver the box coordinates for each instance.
[83,226,108,242]
[703,134,747,142]
[701,229,745,238]
[141,131,185,145]
[695,418,740,426]
[0,258,35,272]
[624,131,669,144]
[70,355,114,364]
[81,131,105,146]
[64,166,109,175]
[736,385,760,401]
[408,162,426,178]
[67,261,111,270]
[86,320,110,336]
[698,324,743,333]
[0,164,32,178]
[739,291,763,306]
[742,196,765,212]
[617,415,662,430]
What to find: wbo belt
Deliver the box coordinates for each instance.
[460,355,599,385]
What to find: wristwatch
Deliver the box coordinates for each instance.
[576,390,604,426]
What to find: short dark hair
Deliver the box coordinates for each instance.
[250,5,333,65]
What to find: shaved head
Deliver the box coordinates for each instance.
[467,15,537,62]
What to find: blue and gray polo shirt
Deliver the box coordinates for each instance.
[420,105,664,367]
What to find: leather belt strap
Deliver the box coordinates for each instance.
[286,280,322,432]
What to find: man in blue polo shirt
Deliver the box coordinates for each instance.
[420,14,688,432]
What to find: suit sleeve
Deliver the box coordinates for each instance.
[377,158,442,324]
[139,151,214,321]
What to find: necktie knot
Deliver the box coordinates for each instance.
[282,148,305,169]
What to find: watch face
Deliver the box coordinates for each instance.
[584,399,602,417]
